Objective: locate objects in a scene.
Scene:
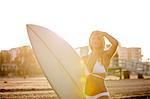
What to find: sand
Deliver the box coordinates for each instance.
[0,77,150,99]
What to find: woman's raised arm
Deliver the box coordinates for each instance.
[102,32,118,58]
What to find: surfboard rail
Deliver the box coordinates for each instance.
[27,24,85,99]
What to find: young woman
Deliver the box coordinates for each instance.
[82,31,118,99]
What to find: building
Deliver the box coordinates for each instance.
[8,47,20,62]
[117,47,128,60]
[0,45,42,77]
[118,47,142,62]
[0,50,11,64]
[76,46,89,57]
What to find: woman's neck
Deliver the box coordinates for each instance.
[91,49,104,61]
[92,49,104,55]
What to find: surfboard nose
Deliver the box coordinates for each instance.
[26,24,48,32]
[26,24,35,29]
[26,24,40,34]
[26,24,31,27]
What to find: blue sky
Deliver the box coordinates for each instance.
[0,0,150,60]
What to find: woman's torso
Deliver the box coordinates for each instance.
[84,54,110,95]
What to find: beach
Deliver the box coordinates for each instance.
[0,77,150,99]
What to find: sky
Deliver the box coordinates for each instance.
[0,0,150,60]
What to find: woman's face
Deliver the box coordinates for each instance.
[90,33,105,50]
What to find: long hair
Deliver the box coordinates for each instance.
[87,31,105,71]
[89,31,105,51]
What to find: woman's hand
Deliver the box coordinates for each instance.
[100,32,107,37]
[103,32,118,58]
[95,31,105,39]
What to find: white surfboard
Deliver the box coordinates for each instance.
[26,24,85,99]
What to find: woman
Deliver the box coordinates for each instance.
[82,31,118,99]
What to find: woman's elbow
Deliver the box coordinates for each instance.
[112,40,118,47]
[115,40,118,47]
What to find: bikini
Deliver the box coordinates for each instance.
[85,59,110,99]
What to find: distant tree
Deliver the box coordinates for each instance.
[14,46,43,77]
[0,46,43,77]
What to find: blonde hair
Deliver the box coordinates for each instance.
[87,31,106,71]
[89,31,105,51]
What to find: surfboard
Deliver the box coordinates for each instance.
[26,24,85,99]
